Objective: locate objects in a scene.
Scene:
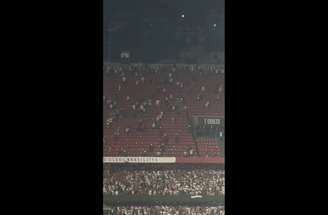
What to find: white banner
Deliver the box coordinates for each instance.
[203,118,221,125]
[103,157,176,163]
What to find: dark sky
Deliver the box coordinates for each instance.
[104,0,223,20]
[104,0,224,62]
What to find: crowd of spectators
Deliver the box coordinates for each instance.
[103,206,225,215]
[103,63,224,156]
[105,63,221,92]
[103,63,224,121]
[103,169,224,196]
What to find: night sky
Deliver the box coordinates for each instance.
[104,0,224,63]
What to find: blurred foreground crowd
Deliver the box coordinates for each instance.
[103,169,224,196]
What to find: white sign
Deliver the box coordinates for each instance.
[204,118,221,125]
[103,157,176,163]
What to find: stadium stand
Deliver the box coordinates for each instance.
[103,63,224,157]
[103,168,225,196]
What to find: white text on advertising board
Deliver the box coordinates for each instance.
[103,157,176,163]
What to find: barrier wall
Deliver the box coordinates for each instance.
[104,193,224,206]
[103,156,224,164]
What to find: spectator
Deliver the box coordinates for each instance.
[104,168,225,197]
[171,116,176,124]
[155,99,160,106]
[171,105,176,111]
[196,94,203,101]
[218,85,223,93]
[125,127,130,135]
[205,100,210,108]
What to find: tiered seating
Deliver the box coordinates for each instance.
[183,72,224,116]
[196,137,221,156]
[103,64,224,156]
[104,113,193,156]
